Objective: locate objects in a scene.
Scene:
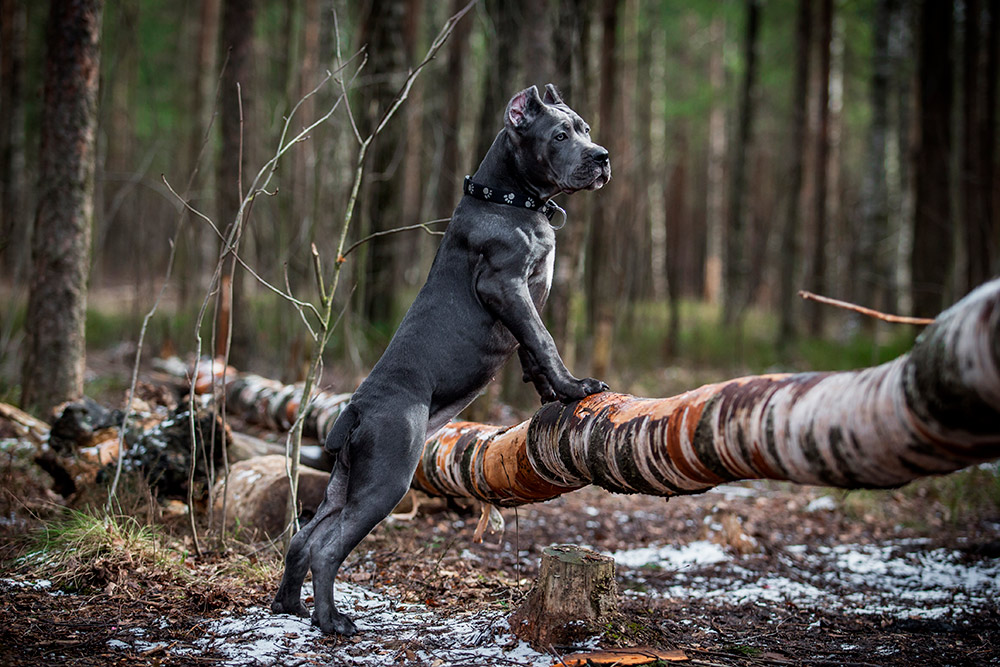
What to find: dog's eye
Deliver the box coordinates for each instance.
[555,132,568,142]
[584,126,591,134]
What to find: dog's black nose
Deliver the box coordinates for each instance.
[591,148,610,164]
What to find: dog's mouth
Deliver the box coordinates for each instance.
[562,164,612,194]
[586,171,610,191]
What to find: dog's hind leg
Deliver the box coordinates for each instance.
[271,445,350,617]
[310,403,428,635]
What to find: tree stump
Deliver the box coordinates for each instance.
[509,544,619,648]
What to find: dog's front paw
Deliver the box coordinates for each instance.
[555,377,609,403]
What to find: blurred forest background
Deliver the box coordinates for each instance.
[1,0,999,417]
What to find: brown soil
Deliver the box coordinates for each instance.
[2,475,998,666]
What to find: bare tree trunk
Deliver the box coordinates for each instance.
[21,0,104,417]
[722,0,760,326]
[778,0,812,348]
[663,127,688,359]
[399,0,426,232]
[414,279,1000,506]
[963,0,995,289]
[587,0,622,379]
[433,0,472,217]
[353,0,409,324]
[0,0,27,281]
[983,0,999,277]
[474,0,521,162]
[704,17,726,305]
[549,0,592,366]
[889,1,915,315]
[216,0,256,367]
[912,0,955,318]
[178,0,221,309]
[857,0,892,334]
[805,0,832,336]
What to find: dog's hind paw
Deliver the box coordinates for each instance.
[312,609,358,636]
[271,597,310,619]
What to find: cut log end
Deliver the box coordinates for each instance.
[510,544,619,649]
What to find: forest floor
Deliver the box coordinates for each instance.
[1,345,1000,666]
[2,466,999,666]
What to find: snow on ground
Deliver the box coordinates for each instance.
[616,539,1000,621]
[9,533,999,665]
[172,582,552,667]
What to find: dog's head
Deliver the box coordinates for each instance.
[504,84,611,196]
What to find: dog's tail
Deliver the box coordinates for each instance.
[323,402,360,455]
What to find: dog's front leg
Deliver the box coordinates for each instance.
[518,346,558,403]
[477,256,607,403]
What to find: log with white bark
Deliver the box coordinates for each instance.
[413,279,1000,505]
[207,279,1000,506]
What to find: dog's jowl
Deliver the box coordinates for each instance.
[271,84,611,636]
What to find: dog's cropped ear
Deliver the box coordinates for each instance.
[543,83,564,105]
[505,86,545,130]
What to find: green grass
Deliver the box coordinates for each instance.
[608,297,919,378]
[13,508,183,593]
[838,463,1000,528]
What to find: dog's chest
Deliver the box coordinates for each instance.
[528,244,556,307]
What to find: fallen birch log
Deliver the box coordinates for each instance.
[414,280,1000,505]
[206,279,1000,506]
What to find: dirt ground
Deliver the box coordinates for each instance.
[2,469,999,666]
[2,346,999,666]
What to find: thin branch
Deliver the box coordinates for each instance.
[339,218,449,261]
[161,175,225,241]
[797,290,934,325]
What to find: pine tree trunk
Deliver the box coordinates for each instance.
[963,0,994,289]
[857,0,891,332]
[216,0,256,367]
[778,0,811,347]
[722,0,760,326]
[357,0,409,324]
[0,0,27,281]
[704,17,726,306]
[912,0,955,318]
[178,0,220,310]
[982,0,999,277]
[549,0,591,366]
[588,0,621,379]
[21,0,104,417]
[433,0,472,217]
[806,0,832,336]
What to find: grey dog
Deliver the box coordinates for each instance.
[271,84,611,635]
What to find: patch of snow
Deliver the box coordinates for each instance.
[628,540,1000,621]
[706,484,759,499]
[1,578,64,595]
[611,540,729,570]
[157,582,556,666]
[805,495,837,512]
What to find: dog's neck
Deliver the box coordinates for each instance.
[471,130,559,202]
